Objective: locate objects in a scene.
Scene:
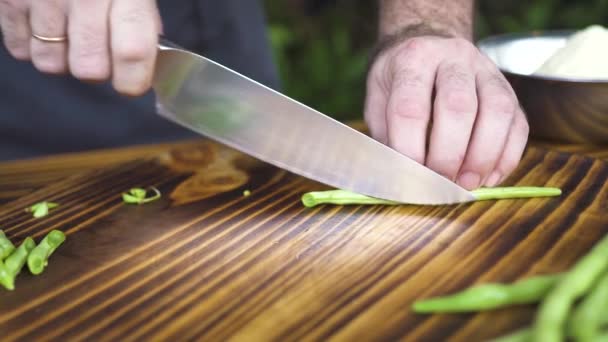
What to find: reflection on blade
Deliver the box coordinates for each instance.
[153,46,476,205]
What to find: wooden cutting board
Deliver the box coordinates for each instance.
[0,139,606,341]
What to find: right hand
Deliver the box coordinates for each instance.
[0,0,162,96]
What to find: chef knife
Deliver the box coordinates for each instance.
[153,39,476,205]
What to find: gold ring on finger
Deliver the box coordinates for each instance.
[31,33,68,43]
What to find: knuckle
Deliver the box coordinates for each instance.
[487,74,514,94]
[70,61,110,81]
[70,44,110,80]
[402,37,430,52]
[430,155,465,178]
[32,56,66,74]
[113,43,151,63]
[71,24,105,54]
[389,37,429,65]
[468,159,495,176]
[441,91,477,115]
[487,94,517,119]
[451,37,472,49]
[442,65,470,85]
[389,100,426,121]
[116,7,149,26]
[456,38,477,56]
[391,67,425,90]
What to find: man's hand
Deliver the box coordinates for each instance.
[0,0,162,96]
[365,34,529,190]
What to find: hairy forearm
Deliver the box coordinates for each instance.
[378,0,475,40]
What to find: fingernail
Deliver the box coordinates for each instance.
[486,171,502,187]
[458,172,480,190]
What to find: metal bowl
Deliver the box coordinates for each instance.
[478,31,608,144]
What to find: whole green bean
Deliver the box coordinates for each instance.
[568,271,608,341]
[0,229,15,260]
[301,187,561,207]
[413,274,562,313]
[532,234,608,342]
[0,237,35,290]
[490,315,608,342]
[27,230,66,275]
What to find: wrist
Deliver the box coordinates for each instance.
[369,22,455,68]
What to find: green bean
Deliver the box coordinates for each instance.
[0,229,15,260]
[301,187,561,207]
[490,314,608,342]
[26,201,59,218]
[27,230,66,275]
[122,187,161,205]
[412,274,562,313]
[568,271,608,341]
[487,328,531,342]
[301,190,396,207]
[0,237,35,290]
[597,333,608,342]
[471,187,561,201]
[532,234,608,342]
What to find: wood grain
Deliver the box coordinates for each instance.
[0,138,607,341]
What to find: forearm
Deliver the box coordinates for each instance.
[378,0,475,41]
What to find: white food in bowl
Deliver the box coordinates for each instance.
[535,25,608,79]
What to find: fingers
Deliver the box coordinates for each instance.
[368,36,526,188]
[68,0,112,81]
[426,61,478,181]
[0,0,31,60]
[456,69,517,190]
[364,65,389,144]
[491,109,529,186]
[29,0,68,74]
[385,40,438,164]
[110,0,160,96]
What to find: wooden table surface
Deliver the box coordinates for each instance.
[0,136,607,341]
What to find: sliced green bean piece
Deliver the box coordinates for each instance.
[27,230,66,275]
[0,230,15,260]
[301,187,561,207]
[413,274,562,313]
[0,237,36,290]
[26,201,59,218]
[122,187,161,205]
[532,234,608,342]
[568,271,608,341]
[33,204,49,218]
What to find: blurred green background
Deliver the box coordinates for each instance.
[264,0,608,121]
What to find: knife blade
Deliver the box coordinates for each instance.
[152,39,476,205]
